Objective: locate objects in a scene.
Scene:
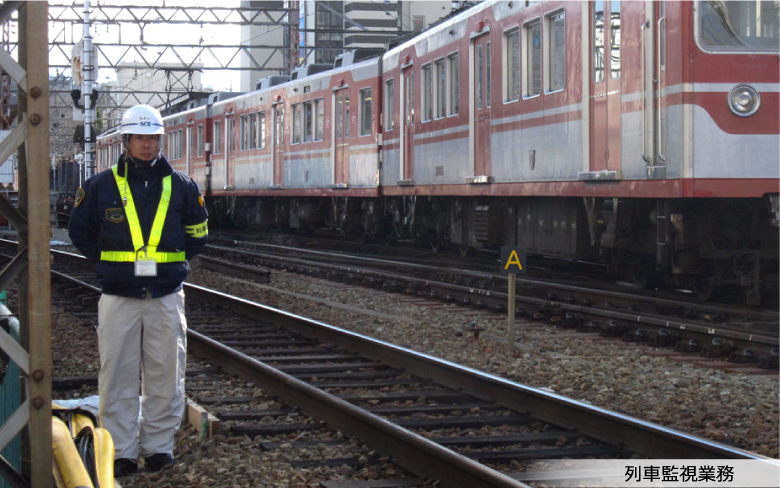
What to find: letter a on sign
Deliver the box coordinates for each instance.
[500,246,526,274]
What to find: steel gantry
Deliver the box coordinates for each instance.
[0,2,51,487]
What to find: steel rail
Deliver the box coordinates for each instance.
[182,283,768,461]
[187,325,527,488]
[203,245,779,347]
[207,240,779,323]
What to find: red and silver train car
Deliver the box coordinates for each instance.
[97,0,778,304]
[380,0,778,303]
[203,55,383,234]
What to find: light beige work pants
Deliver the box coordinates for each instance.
[97,290,187,461]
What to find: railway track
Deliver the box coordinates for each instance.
[201,239,779,371]
[15,243,770,487]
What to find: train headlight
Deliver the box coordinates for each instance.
[728,85,760,117]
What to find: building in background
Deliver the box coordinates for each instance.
[240,0,456,92]
[114,63,204,107]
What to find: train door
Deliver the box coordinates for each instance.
[401,65,414,182]
[272,103,284,187]
[473,33,491,178]
[333,92,349,185]
[589,1,622,174]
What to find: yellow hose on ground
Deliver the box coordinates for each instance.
[70,413,96,438]
[95,427,115,488]
[52,416,93,488]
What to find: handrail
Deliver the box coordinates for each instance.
[657,16,667,162]
[641,20,650,163]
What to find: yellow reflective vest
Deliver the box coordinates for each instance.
[100,165,186,263]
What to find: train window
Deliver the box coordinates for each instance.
[240,115,248,150]
[344,95,350,138]
[422,64,432,122]
[435,58,446,118]
[336,96,343,139]
[384,79,394,131]
[486,41,491,107]
[360,88,372,136]
[505,29,521,102]
[303,101,313,142]
[477,45,483,109]
[213,121,221,154]
[593,1,605,82]
[187,127,193,159]
[448,52,459,115]
[547,10,565,92]
[524,19,541,97]
[274,108,284,146]
[193,127,199,158]
[659,2,666,68]
[610,2,621,78]
[292,104,301,144]
[258,112,266,148]
[314,100,324,141]
[197,125,204,156]
[174,130,183,160]
[248,115,257,150]
[700,1,780,52]
[229,117,236,152]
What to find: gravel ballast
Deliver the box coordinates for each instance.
[44,259,779,487]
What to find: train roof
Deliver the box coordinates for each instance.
[213,52,381,112]
[383,0,510,70]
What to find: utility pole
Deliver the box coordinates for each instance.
[82,0,95,178]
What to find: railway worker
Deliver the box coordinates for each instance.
[68,104,208,477]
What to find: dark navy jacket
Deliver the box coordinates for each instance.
[69,153,208,298]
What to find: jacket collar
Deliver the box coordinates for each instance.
[116,153,173,179]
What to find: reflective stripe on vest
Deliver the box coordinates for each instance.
[100,165,186,263]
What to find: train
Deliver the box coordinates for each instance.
[97,0,779,305]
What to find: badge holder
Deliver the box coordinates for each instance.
[134,248,158,277]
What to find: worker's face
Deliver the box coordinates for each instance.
[127,134,160,162]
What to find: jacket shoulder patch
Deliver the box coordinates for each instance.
[74,187,85,207]
[106,208,126,223]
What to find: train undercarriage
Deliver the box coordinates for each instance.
[209,193,779,306]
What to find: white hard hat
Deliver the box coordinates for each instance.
[120,104,164,135]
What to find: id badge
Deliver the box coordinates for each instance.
[134,259,158,277]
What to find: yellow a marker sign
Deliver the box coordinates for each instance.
[500,246,526,274]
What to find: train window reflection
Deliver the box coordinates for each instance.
[611,1,621,78]
[314,100,324,141]
[422,64,432,122]
[213,121,221,154]
[303,101,313,143]
[505,29,520,101]
[435,58,445,118]
[257,112,266,148]
[700,0,780,51]
[486,41,491,107]
[360,88,372,136]
[448,52,459,115]
[384,80,394,131]
[548,10,565,92]
[593,1,605,82]
[525,20,541,97]
[477,45,483,109]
